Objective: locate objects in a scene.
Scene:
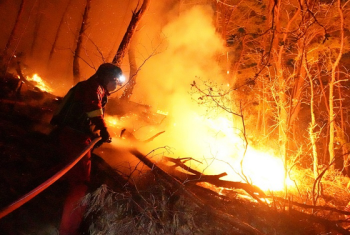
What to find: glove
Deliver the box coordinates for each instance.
[100,128,112,143]
[94,128,111,149]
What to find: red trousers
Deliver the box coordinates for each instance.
[58,127,91,235]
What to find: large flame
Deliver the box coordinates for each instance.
[26,74,52,93]
[199,115,292,192]
[105,111,292,192]
[102,6,293,193]
[239,149,292,191]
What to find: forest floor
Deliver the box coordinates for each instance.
[1,73,350,234]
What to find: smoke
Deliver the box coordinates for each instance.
[134,5,224,109]
[114,4,240,175]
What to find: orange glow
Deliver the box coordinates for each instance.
[105,110,293,192]
[198,116,293,192]
[238,149,293,191]
[103,6,293,193]
[26,74,52,93]
[105,116,120,127]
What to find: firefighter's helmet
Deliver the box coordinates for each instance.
[96,63,122,81]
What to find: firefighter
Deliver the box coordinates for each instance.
[50,63,124,235]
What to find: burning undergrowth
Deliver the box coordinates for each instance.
[1,66,350,234]
[82,162,350,235]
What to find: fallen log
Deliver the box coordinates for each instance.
[274,196,350,216]
[162,156,266,198]
[129,148,265,235]
[91,154,130,191]
[120,128,165,143]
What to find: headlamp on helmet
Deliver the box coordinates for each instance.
[117,74,126,85]
[96,63,124,93]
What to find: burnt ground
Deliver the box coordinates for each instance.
[0,118,61,233]
[0,80,66,234]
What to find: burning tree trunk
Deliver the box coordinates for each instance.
[72,0,91,85]
[329,0,344,169]
[112,0,150,67]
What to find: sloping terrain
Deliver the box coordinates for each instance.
[0,73,350,235]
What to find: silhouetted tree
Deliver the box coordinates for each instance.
[48,0,73,63]
[73,0,91,85]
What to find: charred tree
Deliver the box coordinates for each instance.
[29,1,43,57]
[48,0,72,63]
[112,0,150,67]
[72,0,91,85]
[1,0,26,74]
[119,42,137,101]
[3,0,26,57]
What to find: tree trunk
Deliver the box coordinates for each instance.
[274,0,292,194]
[112,0,150,67]
[120,44,138,101]
[329,0,344,168]
[304,53,318,179]
[256,0,275,136]
[337,69,349,175]
[1,0,26,74]
[3,0,26,57]
[30,0,43,56]
[48,0,72,63]
[315,63,329,165]
[73,0,91,85]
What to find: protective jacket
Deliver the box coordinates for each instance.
[53,63,121,235]
[50,75,108,137]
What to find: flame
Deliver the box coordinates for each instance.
[105,110,292,192]
[26,74,52,92]
[239,149,293,191]
[197,115,293,192]
[105,116,120,127]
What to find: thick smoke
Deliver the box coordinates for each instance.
[134,5,224,110]
[112,4,239,175]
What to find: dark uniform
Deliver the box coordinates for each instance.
[50,63,122,235]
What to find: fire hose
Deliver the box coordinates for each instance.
[0,137,102,219]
